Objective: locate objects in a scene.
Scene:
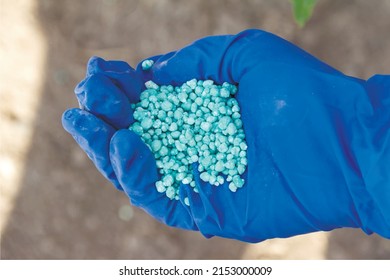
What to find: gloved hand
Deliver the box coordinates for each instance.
[62,29,390,242]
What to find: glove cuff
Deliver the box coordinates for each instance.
[350,75,390,238]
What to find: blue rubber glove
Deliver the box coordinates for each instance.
[62,29,390,242]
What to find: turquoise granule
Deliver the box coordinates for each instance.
[129,79,248,201]
[141,59,154,70]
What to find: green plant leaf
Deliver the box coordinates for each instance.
[291,0,318,27]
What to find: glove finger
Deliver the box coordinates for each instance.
[87,56,133,75]
[110,129,197,230]
[75,73,133,129]
[86,56,142,103]
[137,37,237,86]
[137,29,340,87]
[62,108,123,191]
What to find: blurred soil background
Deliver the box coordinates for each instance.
[1,0,389,259]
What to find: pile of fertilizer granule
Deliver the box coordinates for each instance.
[130,66,248,204]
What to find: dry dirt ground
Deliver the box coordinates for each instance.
[1,0,389,259]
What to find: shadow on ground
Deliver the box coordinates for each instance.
[1,0,389,259]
